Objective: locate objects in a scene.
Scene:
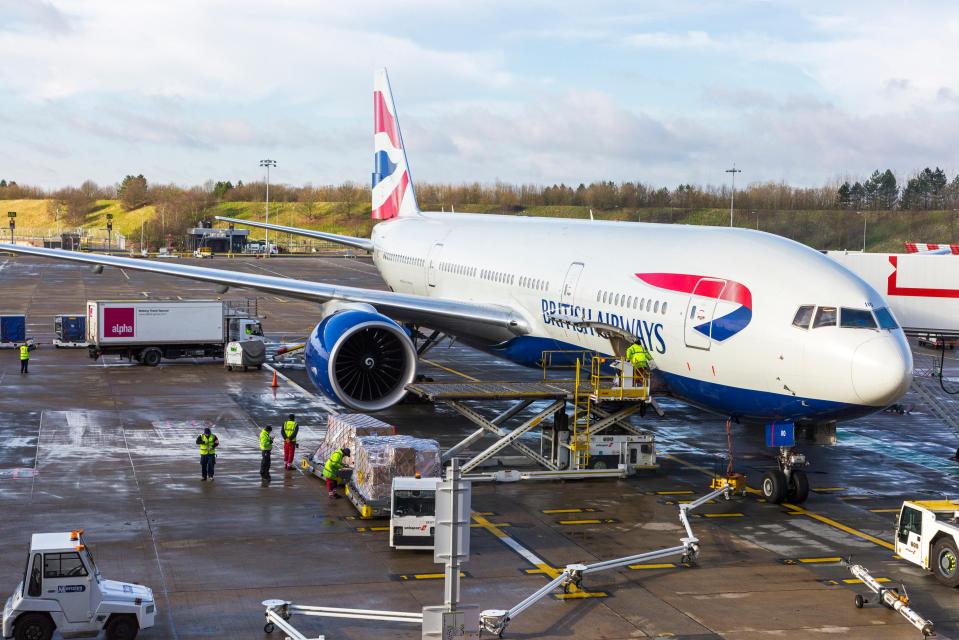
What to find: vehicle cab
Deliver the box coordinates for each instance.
[390,477,439,550]
[3,530,155,640]
[896,501,959,587]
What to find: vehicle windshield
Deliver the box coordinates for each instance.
[393,490,436,517]
[840,308,878,329]
[873,307,899,330]
[250,323,264,336]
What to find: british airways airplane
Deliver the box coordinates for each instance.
[0,69,912,503]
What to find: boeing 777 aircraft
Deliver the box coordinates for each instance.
[0,69,912,503]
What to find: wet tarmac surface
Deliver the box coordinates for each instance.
[2,254,959,639]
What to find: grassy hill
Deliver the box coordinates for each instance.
[1,198,956,252]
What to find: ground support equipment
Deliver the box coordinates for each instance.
[847,563,934,637]
[479,483,734,637]
[262,599,422,639]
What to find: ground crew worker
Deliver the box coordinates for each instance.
[195,427,219,481]
[19,343,29,374]
[322,447,350,498]
[282,413,299,470]
[259,425,274,481]
[625,342,650,369]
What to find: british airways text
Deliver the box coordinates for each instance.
[541,299,666,354]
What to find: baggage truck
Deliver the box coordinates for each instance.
[86,300,263,366]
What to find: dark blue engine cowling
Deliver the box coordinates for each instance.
[305,309,417,411]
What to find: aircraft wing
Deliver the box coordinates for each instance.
[0,244,529,335]
[214,216,373,251]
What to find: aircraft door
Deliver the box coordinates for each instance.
[559,262,585,337]
[426,243,443,289]
[684,278,727,350]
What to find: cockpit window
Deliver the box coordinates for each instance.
[812,306,837,328]
[792,305,814,329]
[840,308,878,329]
[873,307,899,330]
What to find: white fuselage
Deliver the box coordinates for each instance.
[371,212,912,423]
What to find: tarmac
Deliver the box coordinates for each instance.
[2,254,959,639]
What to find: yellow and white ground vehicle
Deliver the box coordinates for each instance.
[2,531,156,640]
[896,500,959,587]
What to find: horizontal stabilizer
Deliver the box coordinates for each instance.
[214,216,373,251]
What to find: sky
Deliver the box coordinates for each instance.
[1,0,958,190]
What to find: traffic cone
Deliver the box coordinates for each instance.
[271,370,279,388]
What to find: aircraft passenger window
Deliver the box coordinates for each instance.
[690,305,697,319]
[873,307,899,330]
[613,294,618,306]
[638,298,643,309]
[654,301,660,313]
[662,301,668,314]
[792,305,814,329]
[626,296,632,307]
[841,308,877,329]
[813,306,837,328]
[646,300,652,312]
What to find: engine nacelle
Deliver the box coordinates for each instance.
[305,309,417,411]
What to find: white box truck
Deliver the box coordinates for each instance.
[86,300,263,366]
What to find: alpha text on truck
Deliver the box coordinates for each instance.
[86,300,263,366]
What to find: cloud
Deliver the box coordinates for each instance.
[0,0,72,34]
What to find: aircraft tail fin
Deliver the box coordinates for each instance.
[372,68,419,220]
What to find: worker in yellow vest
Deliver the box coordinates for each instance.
[322,447,351,498]
[282,413,299,471]
[625,342,650,370]
[195,427,219,481]
[259,425,274,481]
[19,343,29,375]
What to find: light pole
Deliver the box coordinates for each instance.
[260,159,277,256]
[7,211,16,245]
[725,165,742,227]
[860,210,867,252]
[106,213,113,254]
[752,210,758,230]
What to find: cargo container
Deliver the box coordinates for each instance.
[0,314,35,349]
[53,314,88,348]
[86,300,263,365]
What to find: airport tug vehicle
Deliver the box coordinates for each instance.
[896,500,959,587]
[2,530,156,640]
[389,476,439,550]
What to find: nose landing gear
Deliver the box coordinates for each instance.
[761,446,810,504]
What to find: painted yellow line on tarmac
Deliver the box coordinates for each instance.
[842,577,891,585]
[798,557,843,564]
[869,508,901,513]
[356,526,389,532]
[629,563,677,570]
[542,508,597,514]
[557,518,616,525]
[419,358,480,381]
[783,502,895,551]
[664,453,896,551]
[656,490,694,495]
[397,572,467,581]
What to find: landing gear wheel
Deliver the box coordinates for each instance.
[854,594,865,608]
[264,622,276,633]
[761,470,788,503]
[14,613,54,640]
[787,469,810,504]
[105,615,139,640]
[932,537,959,587]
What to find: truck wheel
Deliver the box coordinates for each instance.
[141,348,162,367]
[14,613,54,640]
[854,594,865,608]
[761,470,787,503]
[787,470,810,504]
[105,614,139,640]
[932,538,959,587]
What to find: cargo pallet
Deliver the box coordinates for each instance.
[344,479,390,519]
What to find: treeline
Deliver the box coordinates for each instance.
[3,167,959,231]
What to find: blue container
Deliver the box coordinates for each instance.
[765,421,795,447]
[60,316,85,342]
[0,315,25,342]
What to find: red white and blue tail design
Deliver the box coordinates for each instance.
[372,68,418,220]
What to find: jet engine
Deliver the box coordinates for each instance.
[305,308,417,411]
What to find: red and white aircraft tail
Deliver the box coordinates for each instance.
[372,68,419,220]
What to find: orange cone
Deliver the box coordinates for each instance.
[271,370,279,388]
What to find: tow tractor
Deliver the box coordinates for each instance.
[2,530,156,640]
[390,476,439,550]
[896,500,959,587]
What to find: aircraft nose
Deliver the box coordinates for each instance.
[851,334,913,406]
